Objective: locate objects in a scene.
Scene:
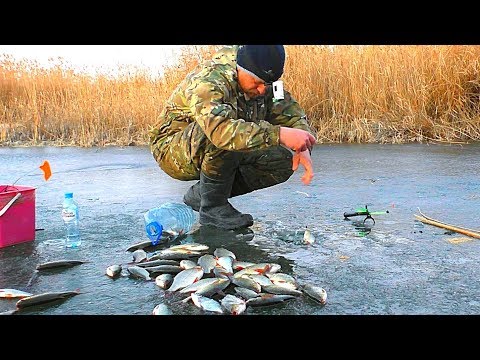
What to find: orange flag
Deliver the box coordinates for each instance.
[39,160,52,181]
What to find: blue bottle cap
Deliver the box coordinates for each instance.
[65,192,73,198]
[145,221,163,245]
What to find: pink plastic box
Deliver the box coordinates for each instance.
[0,185,36,249]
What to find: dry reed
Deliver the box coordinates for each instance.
[1,45,480,147]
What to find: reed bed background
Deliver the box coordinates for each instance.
[1,45,480,147]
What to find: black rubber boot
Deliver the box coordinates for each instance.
[183,169,253,212]
[199,172,253,230]
[183,181,201,211]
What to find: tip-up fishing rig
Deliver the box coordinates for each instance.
[1,160,51,193]
[343,205,389,225]
[1,161,52,220]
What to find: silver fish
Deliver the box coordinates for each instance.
[168,243,209,252]
[36,260,86,270]
[149,249,202,261]
[220,294,247,315]
[213,266,232,279]
[235,232,255,241]
[132,249,148,263]
[137,259,180,268]
[167,267,204,292]
[152,304,173,315]
[265,273,297,285]
[127,266,151,280]
[197,254,216,274]
[262,284,303,296]
[0,288,33,299]
[0,309,17,315]
[234,263,274,278]
[232,260,255,271]
[105,264,122,278]
[143,265,183,274]
[231,276,261,293]
[302,284,327,305]
[216,256,234,274]
[303,228,315,245]
[16,290,80,309]
[126,239,161,252]
[179,278,219,294]
[180,260,197,270]
[234,287,260,300]
[195,278,230,297]
[245,293,295,306]
[213,248,236,260]
[191,293,223,314]
[155,274,174,289]
[265,263,282,274]
[267,281,297,291]
[248,274,273,287]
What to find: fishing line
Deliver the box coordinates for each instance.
[1,160,52,193]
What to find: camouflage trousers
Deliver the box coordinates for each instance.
[152,122,294,196]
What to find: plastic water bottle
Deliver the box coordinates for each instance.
[144,202,198,244]
[62,192,81,248]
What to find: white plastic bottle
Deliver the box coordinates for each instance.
[62,192,81,248]
[144,202,198,243]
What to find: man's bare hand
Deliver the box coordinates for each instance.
[279,127,316,153]
[292,149,314,185]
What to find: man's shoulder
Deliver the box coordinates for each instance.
[211,45,239,63]
[192,61,237,90]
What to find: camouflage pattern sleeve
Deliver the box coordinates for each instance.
[186,74,280,152]
[268,90,317,137]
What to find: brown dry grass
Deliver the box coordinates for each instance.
[1,45,480,147]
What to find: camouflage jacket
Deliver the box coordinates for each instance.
[149,45,315,154]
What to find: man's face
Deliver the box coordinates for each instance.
[238,69,269,99]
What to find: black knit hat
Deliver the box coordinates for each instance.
[237,45,285,83]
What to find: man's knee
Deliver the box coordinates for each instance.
[234,146,294,194]
[152,136,199,181]
[201,147,242,179]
